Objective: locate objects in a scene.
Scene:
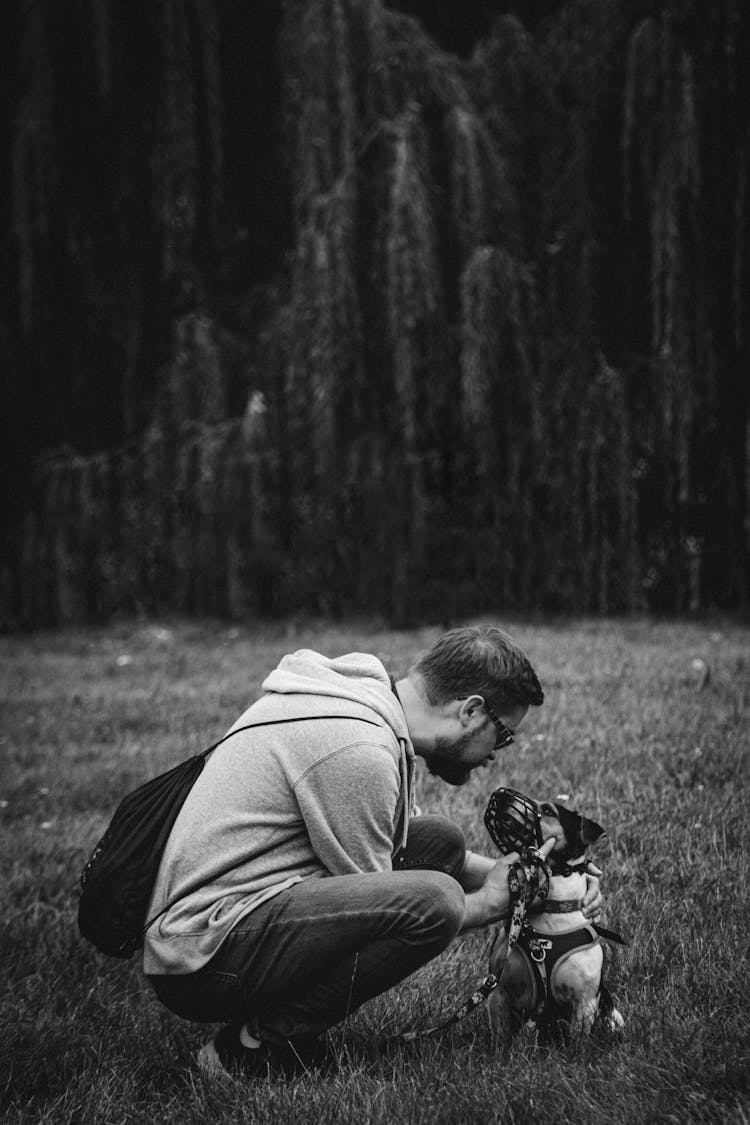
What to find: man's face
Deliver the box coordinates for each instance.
[425,703,529,786]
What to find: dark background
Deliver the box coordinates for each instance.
[1,0,748,626]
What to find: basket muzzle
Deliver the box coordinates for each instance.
[484,787,544,854]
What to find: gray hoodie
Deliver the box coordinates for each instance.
[143,650,415,975]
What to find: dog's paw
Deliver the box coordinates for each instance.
[603,1006,625,1034]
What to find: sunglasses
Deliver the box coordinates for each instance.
[456,697,515,750]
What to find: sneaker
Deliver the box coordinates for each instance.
[197,1024,330,1079]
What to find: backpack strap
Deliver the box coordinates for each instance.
[196,711,383,761]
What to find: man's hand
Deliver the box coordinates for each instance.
[461,837,556,932]
[582,863,603,921]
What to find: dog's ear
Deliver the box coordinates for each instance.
[580,817,606,846]
[551,803,578,825]
[553,804,583,840]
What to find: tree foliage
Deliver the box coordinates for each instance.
[1,0,748,625]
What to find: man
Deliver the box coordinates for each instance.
[145,624,601,1076]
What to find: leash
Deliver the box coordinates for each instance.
[399,974,500,1041]
[396,848,551,1043]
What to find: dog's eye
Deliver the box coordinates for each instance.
[540,801,557,816]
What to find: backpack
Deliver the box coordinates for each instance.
[77,713,381,958]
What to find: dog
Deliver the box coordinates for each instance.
[487,798,625,1044]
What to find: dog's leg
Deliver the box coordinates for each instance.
[487,981,516,1040]
[487,931,513,1038]
[570,993,600,1035]
[553,944,604,1037]
[487,932,535,1042]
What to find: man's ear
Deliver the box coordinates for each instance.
[457,695,486,725]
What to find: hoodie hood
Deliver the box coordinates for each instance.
[262,650,415,846]
[262,650,410,738]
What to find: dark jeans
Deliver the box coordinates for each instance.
[149,815,466,1042]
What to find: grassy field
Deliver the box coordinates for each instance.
[1,617,748,1124]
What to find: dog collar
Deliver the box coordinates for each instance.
[535,898,584,914]
[548,861,585,877]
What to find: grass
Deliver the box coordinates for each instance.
[1,616,748,1124]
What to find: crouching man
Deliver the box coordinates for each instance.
[145,624,602,1077]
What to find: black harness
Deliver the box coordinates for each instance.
[515,921,602,1022]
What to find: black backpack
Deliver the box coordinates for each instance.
[77,713,380,958]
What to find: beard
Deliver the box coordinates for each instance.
[425,759,472,786]
[423,730,475,787]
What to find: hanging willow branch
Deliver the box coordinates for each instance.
[284,0,358,224]
[194,0,224,223]
[13,0,57,332]
[460,246,501,485]
[577,354,639,612]
[88,0,113,98]
[624,12,708,511]
[734,136,748,349]
[279,0,367,498]
[459,245,533,479]
[155,0,199,276]
[447,108,489,252]
[384,107,440,448]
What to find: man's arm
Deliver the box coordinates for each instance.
[458,851,496,891]
[459,838,557,932]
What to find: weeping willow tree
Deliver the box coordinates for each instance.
[2,0,748,625]
[10,0,225,434]
[621,0,750,607]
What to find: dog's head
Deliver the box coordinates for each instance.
[535,800,606,866]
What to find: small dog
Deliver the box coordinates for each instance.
[487,799,624,1043]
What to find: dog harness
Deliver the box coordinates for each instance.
[515,921,602,1022]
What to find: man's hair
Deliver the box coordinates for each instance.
[413,624,543,712]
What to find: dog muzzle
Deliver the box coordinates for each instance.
[484,787,544,854]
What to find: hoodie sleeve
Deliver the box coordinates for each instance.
[293,741,401,874]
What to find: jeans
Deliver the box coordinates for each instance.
[149,815,467,1042]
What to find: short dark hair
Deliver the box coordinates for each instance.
[413,624,543,712]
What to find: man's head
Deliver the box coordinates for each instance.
[397,625,544,785]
